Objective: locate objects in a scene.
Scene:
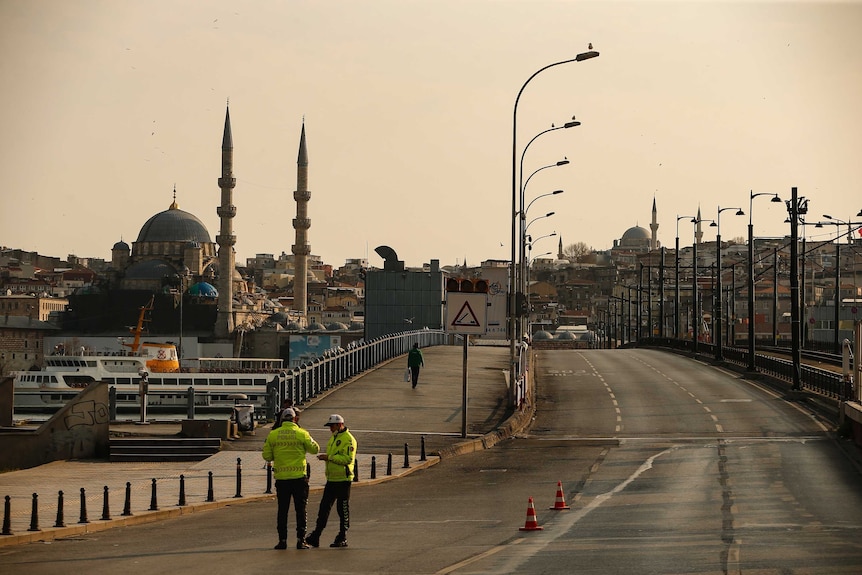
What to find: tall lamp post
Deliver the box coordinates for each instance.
[675,215,697,339]
[821,214,862,354]
[747,191,782,372]
[710,206,744,361]
[692,217,714,354]
[522,190,564,299]
[509,48,599,405]
[784,187,808,391]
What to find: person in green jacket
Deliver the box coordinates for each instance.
[262,407,319,550]
[305,414,357,548]
[407,343,424,389]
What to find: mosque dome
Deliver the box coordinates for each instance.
[621,226,650,240]
[136,203,212,244]
[188,282,218,298]
[269,311,288,325]
[124,259,176,280]
[306,321,326,331]
[532,330,554,340]
[112,240,130,251]
[325,322,349,331]
[555,330,576,340]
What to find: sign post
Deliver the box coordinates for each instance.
[445,278,489,438]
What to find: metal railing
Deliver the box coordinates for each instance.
[268,329,448,419]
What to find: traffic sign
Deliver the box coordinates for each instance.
[445,293,488,334]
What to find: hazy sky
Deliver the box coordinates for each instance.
[2,0,861,270]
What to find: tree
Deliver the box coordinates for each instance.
[563,242,593,260]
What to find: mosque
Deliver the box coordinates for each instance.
[66,106,312,340]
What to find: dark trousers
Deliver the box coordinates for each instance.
[275,478,309,540]
[410,365,420,386]
[313,481,351,537]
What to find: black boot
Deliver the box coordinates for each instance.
[330,533,348,548]
[297,537,309,550]
[274,539,287,550]
[305,531,320,548]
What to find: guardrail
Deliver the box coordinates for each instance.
[268,329,449,420]
[641,337,853,401]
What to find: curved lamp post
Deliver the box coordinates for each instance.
[692,217,714,354]
[710,206,744,361]
[509,48,599,403]
[747,191,782,371]
[675,215,697,339]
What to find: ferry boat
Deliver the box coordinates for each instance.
[13,297,284,413]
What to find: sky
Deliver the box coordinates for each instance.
[2,0,861,271]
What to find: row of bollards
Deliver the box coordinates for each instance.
[3,437,430,536]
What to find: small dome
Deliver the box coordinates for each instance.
[621,226,650,240]
[556,331,576,340]
[112,240,130,251]
[326,322,349,331]
[306,321,326,331]
[188,282,218,298]
[349,321,364,331]
[532,330,554,340]
[285,321,302,331]
[269,311,288,324]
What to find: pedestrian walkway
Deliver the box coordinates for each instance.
[0,344,530,546]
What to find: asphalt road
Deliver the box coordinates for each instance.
[3,348,862,574]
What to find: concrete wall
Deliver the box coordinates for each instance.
[0,382,110,471]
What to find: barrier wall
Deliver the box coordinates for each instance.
[0,382,110,471]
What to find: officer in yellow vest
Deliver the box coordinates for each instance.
[262,407,319,550]
[305,414,357,548]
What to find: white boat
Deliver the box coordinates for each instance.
[13,297,284,413]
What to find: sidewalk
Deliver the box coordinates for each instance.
[0,344,529,546]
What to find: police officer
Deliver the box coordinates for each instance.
[262,407,319,550]
[305,414,357,548]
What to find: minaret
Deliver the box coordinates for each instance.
[292,121,311,321]
[215,104,236,339]
[650,197,659,251]
[558,236,564,259]
[695,206,703,245]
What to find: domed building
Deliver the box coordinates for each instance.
[609,198,661,266]
[111,191,220,292]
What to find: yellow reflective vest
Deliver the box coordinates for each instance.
[324,428,357,482]
[262,422,319,480]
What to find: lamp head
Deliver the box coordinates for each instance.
[552,189,564,195]
[735,209,745,216]
[576,50,600,61]
[771,194,782,203]
[556,159,570,166]
[563,120,581,128]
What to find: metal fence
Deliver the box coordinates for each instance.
[267,329,448,419]
[641,337,852,401]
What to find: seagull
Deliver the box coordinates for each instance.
[404,317,414,324]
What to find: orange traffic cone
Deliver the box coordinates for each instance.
[549,481,570,510]
[519,497,544,531]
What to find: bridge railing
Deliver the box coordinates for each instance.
[269,329,448,420]
[641,337,851,401]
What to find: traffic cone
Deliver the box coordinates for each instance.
[519,497,544,531]
[549,481,570,510]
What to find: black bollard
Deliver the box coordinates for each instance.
[178,475,186,507]
[386,453,393,476]
[101,486,111,520]
[54,490,66,528]
[371,456,377,480]
[2,495,11,535]
[149,478,159,511]
[403,443,411,469]
[265,462,272,494]
[186,386,195,420]
[78,487,89,524]
[28,493,40,531]
[420,436,427,461]
[122,482,132,516]
[207,471,214,502]
[234,457,242,498]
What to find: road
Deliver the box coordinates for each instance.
[3,348,862,574]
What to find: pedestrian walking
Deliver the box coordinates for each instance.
[272,398,294,428]
[407,343,424,388]
[262,407,320,550]
[306,414,357,548]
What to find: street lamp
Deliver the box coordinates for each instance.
[747,191,782,372]
[509,48,600,404]
[710,206,744,361]
[522,191,563,299]
[692,217,715,354]
[784,187,808,391]
[675,215,697,339]
[820,214,862,354]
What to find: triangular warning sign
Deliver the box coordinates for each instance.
[451,300,480,327]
